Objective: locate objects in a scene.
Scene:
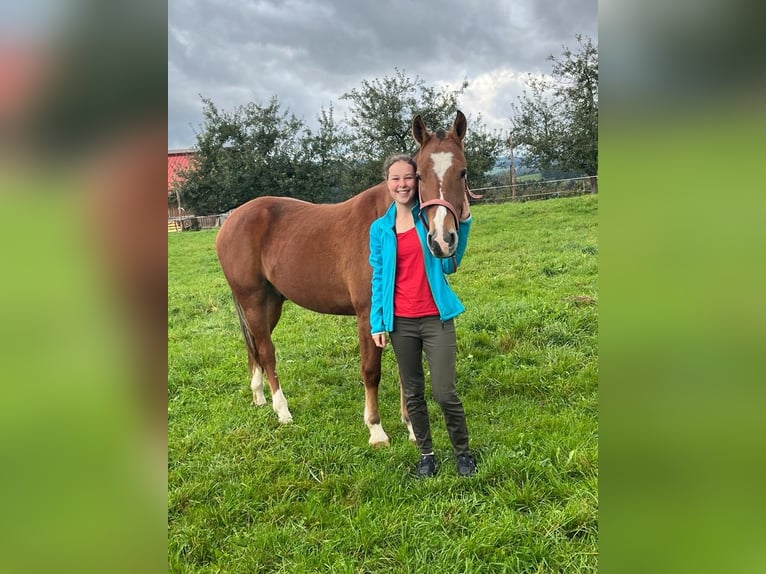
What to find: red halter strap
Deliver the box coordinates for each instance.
[465,179,483,200]
[418,179,482,227]
[418,195,460,229]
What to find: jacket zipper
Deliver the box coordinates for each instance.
[414,220,445,322]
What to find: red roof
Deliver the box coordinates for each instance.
[0,44,44,121]
[168,151,195,192]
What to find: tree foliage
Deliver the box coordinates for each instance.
[340,69,503,189]
[511,35,598,191]
[295,105,354,203]
[176,97,306,214]
[176,71,511,214]
[340,69,465,187]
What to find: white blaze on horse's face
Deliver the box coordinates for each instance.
[430,152,454,199]
[428,151,456,256]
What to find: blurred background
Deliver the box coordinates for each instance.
[599,0,766,572]
[1,0,764,572]
[0,1,166,573]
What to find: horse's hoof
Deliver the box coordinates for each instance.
[278,416,293,424]
[367,424,390,447]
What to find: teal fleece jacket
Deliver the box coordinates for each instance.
[369,201,472,335]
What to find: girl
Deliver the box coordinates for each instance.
[369,154,477,478]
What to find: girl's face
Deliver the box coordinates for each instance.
[386,160,417,207]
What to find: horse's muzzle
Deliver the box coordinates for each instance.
[427,230,458,258]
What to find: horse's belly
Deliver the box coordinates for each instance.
[276,283,356,315]
[267,264,360,316]
[289,294,356,315]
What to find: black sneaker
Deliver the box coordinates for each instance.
[416,454,438,478]
[456,453,477,477]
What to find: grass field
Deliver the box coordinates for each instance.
[168,195,598,573]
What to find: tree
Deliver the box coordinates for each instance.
[511,35,598,193]
[178,72,506,213]
[298,105,353,202]
[462,114,505,190]
[340,69,503,190]
[177,96,306,214]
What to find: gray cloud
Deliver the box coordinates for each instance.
[168,0,597,149]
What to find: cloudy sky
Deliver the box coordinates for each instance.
[168,0,597,150]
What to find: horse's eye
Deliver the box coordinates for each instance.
[460,169,467,179]
[415,173,422,180]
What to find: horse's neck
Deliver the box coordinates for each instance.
[346,181,391,219]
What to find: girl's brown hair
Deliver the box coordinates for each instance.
[382,154,417,179]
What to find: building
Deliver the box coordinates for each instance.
[167,149,195,219]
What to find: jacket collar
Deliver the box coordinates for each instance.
[383,200,423,227]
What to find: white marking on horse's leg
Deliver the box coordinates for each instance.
[272,388,293,424]
[250,366,267,406]
[368,424,389,447]
[402,416,416,442]
[364,405,390,447]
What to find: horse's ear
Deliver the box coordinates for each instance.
[452,110,467,142]
[412,115,430,146]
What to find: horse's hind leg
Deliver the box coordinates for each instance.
[234,296,267,407]
[237,287,292,424]
[249,356,266,406]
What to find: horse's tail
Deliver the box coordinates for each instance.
[232,294,259,365]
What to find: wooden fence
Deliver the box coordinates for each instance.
[167,177,597,233]
[471,176,596,203]
[167,214,225,233]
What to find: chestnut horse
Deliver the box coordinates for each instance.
[216,111,476,446]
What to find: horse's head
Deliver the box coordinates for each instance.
[412,110,468,259]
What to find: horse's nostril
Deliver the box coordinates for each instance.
[427,235,442,255]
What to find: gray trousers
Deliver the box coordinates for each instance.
[389,316,470,456]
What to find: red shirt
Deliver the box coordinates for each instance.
[394,227,440,318]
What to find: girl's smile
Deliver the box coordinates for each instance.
[387,160,418,207]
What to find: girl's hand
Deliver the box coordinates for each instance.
[372,333,387,348]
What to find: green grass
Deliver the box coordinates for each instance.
[517,173,543,182]
[168,195,598,573]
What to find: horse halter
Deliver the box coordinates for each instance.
[418,178,484,228]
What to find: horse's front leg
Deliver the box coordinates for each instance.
[399,372,416,442]
[357,318,390,447]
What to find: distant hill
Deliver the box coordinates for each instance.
[489,156,536,177]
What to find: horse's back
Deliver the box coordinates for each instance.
[217,188,390,315]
